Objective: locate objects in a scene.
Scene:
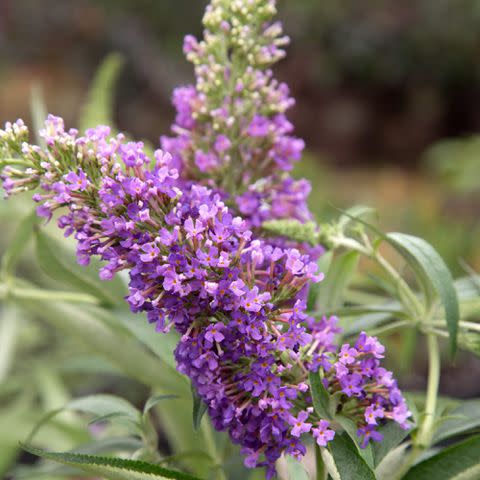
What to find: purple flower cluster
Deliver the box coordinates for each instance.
[0,116,411,477]
[0,2,413,476]
[160,0,311,227]
[324,333,412,448]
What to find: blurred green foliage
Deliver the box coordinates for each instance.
[424,136,480,194]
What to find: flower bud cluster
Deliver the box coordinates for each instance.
[161,0,309,227]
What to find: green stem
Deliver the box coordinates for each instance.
[393,333,441,480]
[329,234,424,322]
[423,326,449,338]
[430,319,480,333]
[0,282,101,305]
[373,252,424,320]
[8,287,100,305]
[417,333,440,448]
[364,319,411,337]
[0,158,30,167]
[458,320,480,333]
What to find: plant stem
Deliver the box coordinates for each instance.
[329,234,424,322]
[365,319,411,337]
[393,333,441,480]
[430,319,480,333]
[458,320,480,333]
[0,282,101,304]
[373,251,424,321]
[417,333,440,448]
[11,287,101,304]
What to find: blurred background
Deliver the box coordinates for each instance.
[0,0,479,478]
[1,0,479,273]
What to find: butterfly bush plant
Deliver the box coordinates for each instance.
[1,1,479,479]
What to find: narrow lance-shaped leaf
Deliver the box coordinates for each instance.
[334,415,375,469]
[0,304,20,382]
[387,233,460,356]
[144,395,179,416]
[88,412,133,426]
[403,435,480,480]
[16,288,186,395]
[317,251,360,310]
[34,229,120,307]
[118,311,180,372]
[79,53,124,132]
[191,384,208,431]
[13,438,144,479]
[20,444,203,480]
[25,394,142,444]
[308,250,333,310]
[433,399,480,444]
[327,433,376,480]
[285,456,309,480]
[372,421,411,467]
[1,209,38,277]
[67,394,141,423]
[337,205,377,233]
[309,371,333,420]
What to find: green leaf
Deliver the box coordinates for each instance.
[26,394,141,444]
[373,422,411,467]
[191,385,208,431]
[286,456,309,480]
[387,233,460,356]
[262,219,319,245]
[338,205,377,232]
[317,251,360,310]
[118,311,179,372]
[88,412,133,426]
[433,399,480,443]
[79,53,124,132]
[317,250,334,275]
[1,210,38,277]
[459,332,480,357]
[403,435,480,480]
[375,443,409,480]
[455,274,480,300]
[10,285,99,305]
[34,229,121,307]
[0,304,20,382]
[60,355,122,375]
[308,251,333,310]
[153,399,217,478]
[143,395,179,416]
[320,448,341,480]
[335,415,375,469]
[67,394,140,423]
[20,444,203,480]
[16,288,186,394]
[328,433,376,480]
[13,438,144,479]
[333,302,406,336]
[309,371,333,420]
